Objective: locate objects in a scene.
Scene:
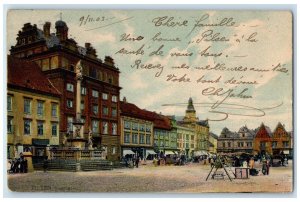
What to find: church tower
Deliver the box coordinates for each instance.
[183,97,199,123]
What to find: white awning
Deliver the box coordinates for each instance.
[283,150,290,154]
[123,149,135,156]
[194,151,209,156]
[165,151,174,155]
[146,150,157,155]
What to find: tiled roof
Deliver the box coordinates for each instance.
[7,55,61,96]
[120,101,171,130]
[197,120,209,127]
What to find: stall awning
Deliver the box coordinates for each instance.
[32,139,49,146]
[283,150,290,155]
[123,149,135,156]
[146,150,157,155]
[194,151,209,156]
[165,151,174,155]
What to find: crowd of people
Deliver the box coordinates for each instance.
[8,153,28,174]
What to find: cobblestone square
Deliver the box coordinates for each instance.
[7,161,293,193]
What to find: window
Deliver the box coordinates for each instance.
[111,107,117,117]
[124,132,130,143]
[160,141,164,147]
[191,135,194,141]
[112,123,117,135]
[24,119,31,135]
[81,102,85,111]
[112,95,118,102]
[191,144,194,148]
[24,99,31,114]
[132,122,138,131]
[7,117,13,133]
[92,105,98,115]
[260,142,266,147]
[102,93,108,100]
[37,101,44,116]
[146,125,151,132]
[283,141,289,148]
[139,124,145,132]
[7,95,12,111]
[66,83,74,92]
[81,87,87,95]
[227,142,231,147]
[146,135,151,144]
[132,133,138,144]
[67,100,73,108]
[272,141,277,148]
[51,103,58,117]
[102,106,108,115]
[92,120,99,133]
[67,117,73,132]
[52,123,58,136]
[37,121,44,135]
[124,121,131,129]
[139,134,145,144]
[102,122,108,134]
[92,90,99,98]
[185,143,189,148]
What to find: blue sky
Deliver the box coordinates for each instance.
[7,10,293,135]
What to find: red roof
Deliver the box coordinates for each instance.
[120,101,171,130]
[7,55,61,97]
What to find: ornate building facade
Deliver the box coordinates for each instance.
[271,122,292,155]
[178,97,210,155]
[253,123,272,155]
[10,21,121,161]
[7,56,61,159]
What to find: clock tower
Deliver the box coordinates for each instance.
[183,97,199,123]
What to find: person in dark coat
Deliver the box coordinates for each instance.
[43,157,49,172]
[135,156,140,168]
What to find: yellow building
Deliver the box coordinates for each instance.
[208,132,218,154]
[7,56,61,159]
[120,100,154,159]
[178,97,210,155]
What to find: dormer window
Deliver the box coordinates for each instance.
[21,38,26,45]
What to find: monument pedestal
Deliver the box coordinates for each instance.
[68,138,86,149]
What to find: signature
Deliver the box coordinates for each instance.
[162,101,283,122]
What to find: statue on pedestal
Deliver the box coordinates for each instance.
[87,129,94,150]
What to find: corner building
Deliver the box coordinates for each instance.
[7,56,61,159]
[10,21,121,161]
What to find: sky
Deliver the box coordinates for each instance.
[6,10,293,135]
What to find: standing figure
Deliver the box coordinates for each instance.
[135,156,140,168]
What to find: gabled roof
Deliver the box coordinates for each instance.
[7,55,61,97]
[273,122,287,133]
[255,123,272,138]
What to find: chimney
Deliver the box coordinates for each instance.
[104,56,114,66]
[43,22,51,38]
[123,97,127,103]
[85,43,91,48]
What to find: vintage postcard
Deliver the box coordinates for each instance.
[6,9,293,193]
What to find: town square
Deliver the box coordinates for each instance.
[5,9,293,194]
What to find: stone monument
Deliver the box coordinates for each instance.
[67,60,86,149]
